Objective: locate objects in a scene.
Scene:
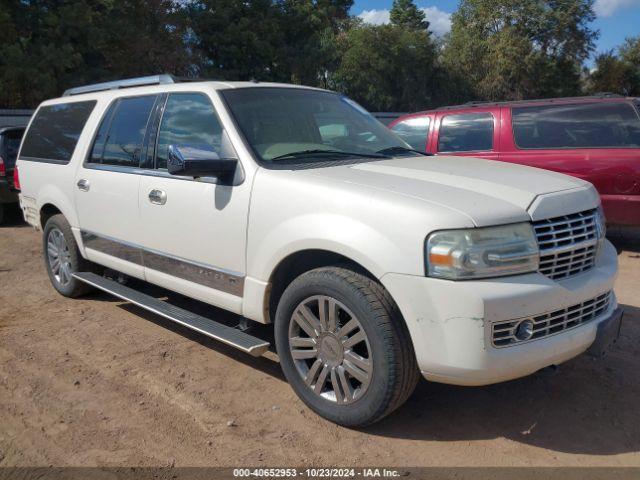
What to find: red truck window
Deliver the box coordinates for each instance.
[390,116,430,151]
[512,102,640,149]
[438,112,494,152]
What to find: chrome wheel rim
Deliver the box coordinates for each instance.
[47,228,72,286]
[288,295,372,404]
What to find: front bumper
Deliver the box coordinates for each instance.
[381,239,619,386]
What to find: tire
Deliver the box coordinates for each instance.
[274,266,420,427]
[0,204,4,225]
[43,214,94,297]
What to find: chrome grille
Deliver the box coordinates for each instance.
[492,291,612,347]
[533,209,599,280]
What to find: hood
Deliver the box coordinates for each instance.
[302,155,593,226]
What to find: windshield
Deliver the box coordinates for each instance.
[221,87,410,164]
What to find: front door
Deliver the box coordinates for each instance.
[136,91,251,313]
[74,94,159,279]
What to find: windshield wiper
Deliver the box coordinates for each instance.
[376,146,433,156]
[270,149,389,161]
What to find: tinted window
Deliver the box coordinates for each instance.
[156,93,226,169]
[513,102,640,149]
[90,95,156,167]
[438,113,494,152]
[1,129,24,165]
[20,101,96,163]
[391,117,430,150]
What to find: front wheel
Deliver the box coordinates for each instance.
[275,267,419,427]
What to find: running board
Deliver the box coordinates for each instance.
[72,272,270,357]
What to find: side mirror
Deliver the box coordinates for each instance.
[167,145,237,179]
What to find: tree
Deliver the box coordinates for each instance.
[277,0,353,85]
[442,0,599,101]
[389,0,428,30]
[0,0,191,108]
[188,0,353,85]
[587,37,640,95]
[187,0,285,81]
[331,22,442,111]
[620,37,640,66]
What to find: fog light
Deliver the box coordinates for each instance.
[515,319,534,341]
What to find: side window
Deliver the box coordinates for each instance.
[512,102,640,149]
[438,113,494,152]
[2,129,24,163]
[20,101,96,163]
[156,93,226,169]
[391,117,430,151]
[90,95,156,167]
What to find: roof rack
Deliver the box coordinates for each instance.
[63,74,179,96]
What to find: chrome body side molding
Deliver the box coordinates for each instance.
[80,230,244,296]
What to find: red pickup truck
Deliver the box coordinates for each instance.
[389,95,640,230]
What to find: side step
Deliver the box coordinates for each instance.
[72,272,270,357]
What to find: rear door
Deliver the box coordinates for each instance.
[432,107,501,160]
[75,94,160,279]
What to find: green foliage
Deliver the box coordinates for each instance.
[0,0,191,108]
[389,0,428,30]
[331,23,442,111]
[0,0,629,111]
[587,37,640,96]
[442,0,599,101]
[186,0,352,85]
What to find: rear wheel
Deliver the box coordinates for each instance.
[275,266,419,427]
[43,214,94,297]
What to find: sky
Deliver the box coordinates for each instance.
[353,0,640,64]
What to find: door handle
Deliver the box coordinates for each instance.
[148,189,167,205]
[77,179,90,191]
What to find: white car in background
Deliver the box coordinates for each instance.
[16,75,621,426]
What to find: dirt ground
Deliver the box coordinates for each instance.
[1,207,639,467]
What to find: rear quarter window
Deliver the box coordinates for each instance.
[20,101,96,164]
[512,102,640,149]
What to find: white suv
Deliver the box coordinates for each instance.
[16,75,621,426]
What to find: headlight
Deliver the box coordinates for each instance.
[426,223,539,280]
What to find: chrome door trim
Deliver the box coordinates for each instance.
[80,162,245,186]
[80,230,244,296]
[81,231,144,265]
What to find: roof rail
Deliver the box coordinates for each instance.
[591,92,624,98]
[432,93,629,111]
[63,74,178,96]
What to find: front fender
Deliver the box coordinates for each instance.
[247,212,407,282]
